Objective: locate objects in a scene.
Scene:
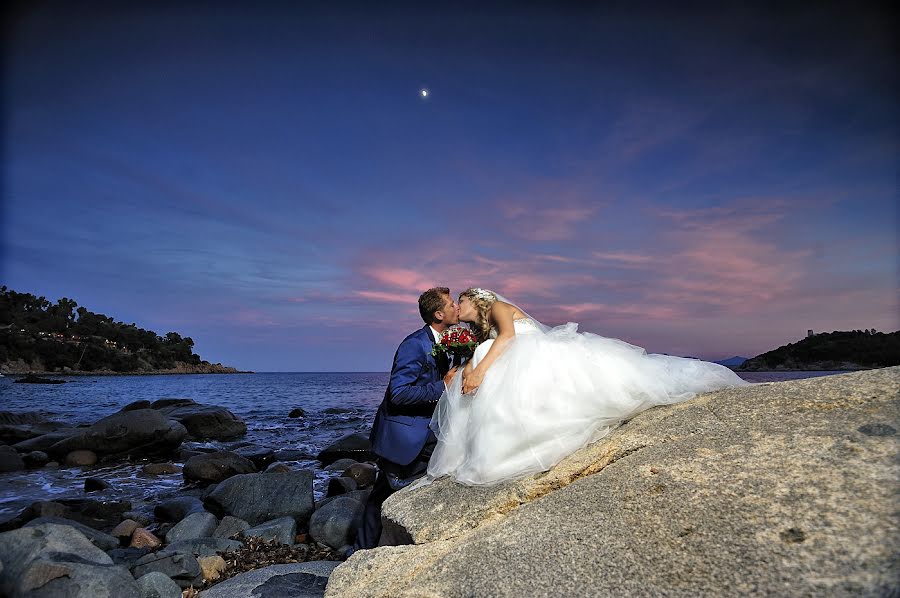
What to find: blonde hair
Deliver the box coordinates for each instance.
[459,288,497,342]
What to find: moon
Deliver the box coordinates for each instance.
[419,88,429,98]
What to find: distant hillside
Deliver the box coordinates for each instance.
[714,356,749,367]
[739,330,899,371]
[0,286,239,374]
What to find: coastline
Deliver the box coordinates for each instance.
[0,361,252,376]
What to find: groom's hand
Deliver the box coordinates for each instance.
[443,366,459,386]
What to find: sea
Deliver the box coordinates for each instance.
[0,370,847,523]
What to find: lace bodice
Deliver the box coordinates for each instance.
[489,317,541,339]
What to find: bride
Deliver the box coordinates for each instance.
[427,288,749,485]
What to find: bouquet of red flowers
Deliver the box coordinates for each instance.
[432,325,479,366]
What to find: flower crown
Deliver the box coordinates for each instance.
[469,288,497,303]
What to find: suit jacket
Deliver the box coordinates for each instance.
[370,325,448,466]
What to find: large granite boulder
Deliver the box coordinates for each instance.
[204,470,315,526]
[48,409,187,458]
[0,411,73,444]
[198,561,340,598]
[0,522,139,597]
[0,445,25,472]
[308,496,364,552]
[184,451,257,484]
[131,549,202,589]
[13,429,79,453]
[316,433,373,466]
[325,368,900,597]
[154,496,205,522]
[241,516,297,545]
[165,511,218,543]
[24,516,119,550]
[152,399,247,440]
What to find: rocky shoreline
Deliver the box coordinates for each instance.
[0,399,377,597]
[327,367,900,597]
[1,359,250,376]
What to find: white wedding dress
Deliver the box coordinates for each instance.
[427,317,749,485]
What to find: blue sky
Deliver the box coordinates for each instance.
[3,1,897,371]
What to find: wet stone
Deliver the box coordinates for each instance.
[857,423,896,437]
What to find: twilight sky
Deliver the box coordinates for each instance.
[3,1,897,371]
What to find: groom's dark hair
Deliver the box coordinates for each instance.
[419,287,450,324]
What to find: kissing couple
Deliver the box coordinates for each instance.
[352,286,748,553]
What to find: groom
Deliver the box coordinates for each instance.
[352,287,460,552]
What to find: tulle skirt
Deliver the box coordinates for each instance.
[428,321,749,485]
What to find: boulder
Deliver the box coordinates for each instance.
[66,449,98,466]
[0,445,25,472]
[342,463,377,488]
[135,571,183,598]
[111,518,141,540]
[108,547,152,568]
[265,461,293,473]
[120,400,152,412]
[49,409,187,458]
[142,462,179,475]
[308,496,364,552]
[288,408,307,418]
[196,562,340,598]
[325,368,900,598]
[323,458,358,472]
[153,399,247,440]
[165,511,218,543]
[130,528,162,549]
[22,450,49,468]
[198,555,227,582]
[122,511,152,527]
[23,516,119,550]
[241,516,297,545]
[0,411,73,444]
[204,470,315,526]
[85,476,111,491]
[316,434,372,466]
[233,445,275,468]
[155,496,205,522]
[13,429,78,453]
[184,451,257,484]
[326,477,357,497]
[0,522,139,597]
[131,549,202,589]
[166,537,243,558]
[213,515,250,539]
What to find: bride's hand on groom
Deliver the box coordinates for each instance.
[443,366,459,386]
[462,367,484,395]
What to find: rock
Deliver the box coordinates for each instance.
[153,399,247,440]
[50,409,187,458]
[122,511,152,527]
[183,451,257,484]
[165,537,243,557]
[315,489,371,514]
[241,516,297,545]
[196,562,340,598]
[0,523,139,597]
[22,450,49,468]
[121,400,152,412]
[13,429,78,453]
[142,462,179,475]
[199,555,227,582]
[155,496,205,522]
[204,470,315,526]
[316,433,372,466]
[342,463,377,488]
[131,549,201,589]
[323,458,358,472]
[265,461,293,473]
[288,408,307,418]
[58,498,132,530]
[322,407,352,414]
[85,476,111,492]
[213,515,250,539]
[15,373,65,384]
[130,528,162,549]
[111,518,141,540]
[165,511,218,543]
[23,516,119,551]
[135,571,182,598]
[273,448,316,461]
[66,449,98,466]
[108,547,152,568]
[308,496,364,552]
[233,445,275,468]
[325,367,900,597]
[0,445,25,472]
[326,477,357,497]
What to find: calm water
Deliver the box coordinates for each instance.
[0,370,847,521]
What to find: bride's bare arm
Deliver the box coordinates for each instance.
[462,301,516,394]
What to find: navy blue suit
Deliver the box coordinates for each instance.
[355,325,448,550]
[370,325,447,465]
